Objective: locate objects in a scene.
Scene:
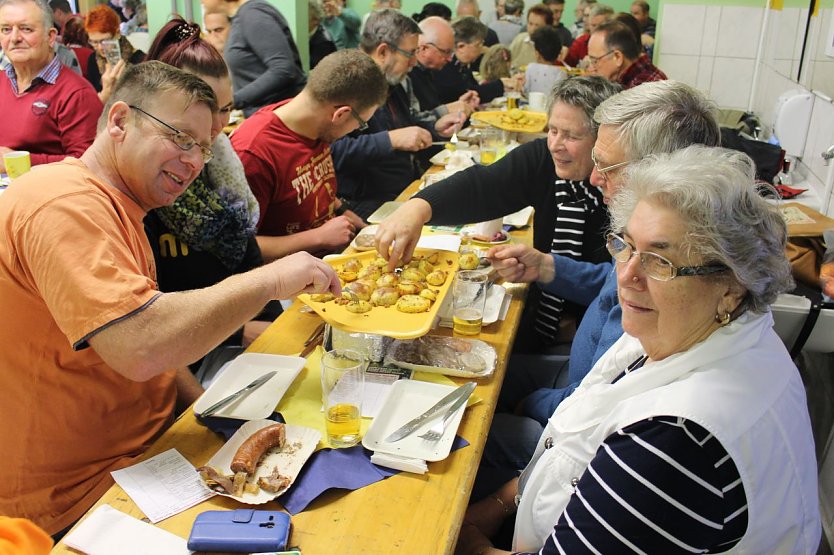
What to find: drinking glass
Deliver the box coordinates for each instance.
[452,271,489,336]
[321,348,366,447]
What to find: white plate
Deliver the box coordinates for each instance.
[503,206,534,228]
[193,353,305,420]
[367,201,404,224]
[429,149,451,166]
[385,336,497,379]
[202,420,320,504]
[363,380,467,461]
[351,224,378,251]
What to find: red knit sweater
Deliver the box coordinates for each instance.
[0,64,102,165]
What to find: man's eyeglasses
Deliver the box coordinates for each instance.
[606,233,729,282]
[587,50,615,66]
[129,105,213,163]
[591,147,631,175]
[386,43,417,59]
[350,107,369,131]
[342,105,369,131]
[425,42,453,57]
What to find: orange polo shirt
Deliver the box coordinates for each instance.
[0,159,176,534]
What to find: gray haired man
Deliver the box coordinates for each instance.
[478,80,722,496]
[330,8,461,219]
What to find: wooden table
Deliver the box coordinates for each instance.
[52,179,532,555]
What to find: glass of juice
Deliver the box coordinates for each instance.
[452,271,489,336]
[321,348,366,447]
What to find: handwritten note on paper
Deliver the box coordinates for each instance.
[111,448,215,523]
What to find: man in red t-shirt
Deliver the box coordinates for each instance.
[0,0,101,171]
[231,49,387,261]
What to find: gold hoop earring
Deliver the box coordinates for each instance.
[715,312,731,326]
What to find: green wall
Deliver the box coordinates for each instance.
[145,0,310,68]
[355,0,660,26]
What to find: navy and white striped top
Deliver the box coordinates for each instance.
[516,415,748,554]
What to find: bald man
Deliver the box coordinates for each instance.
[408,16,479,122]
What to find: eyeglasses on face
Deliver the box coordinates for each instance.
[129,105,213,163]
[425,42,453,57]
[88,35,115,46]
[338,105,369,131]
[591,147,631,175]
[606,233,729,282]
[587,50,615,66]
[386,42,417,59]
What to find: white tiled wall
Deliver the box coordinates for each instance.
[657,4,763,110]
[657,3,834,215]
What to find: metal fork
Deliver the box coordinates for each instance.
[418,407,457,442]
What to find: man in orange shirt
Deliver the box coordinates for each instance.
[0,61,338,537]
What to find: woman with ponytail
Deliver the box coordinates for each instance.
[144,19,272,377]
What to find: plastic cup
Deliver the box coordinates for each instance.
[321,348,366,447]
[4,151,30,180]
[453,271,489,336]
[528,91,546,112]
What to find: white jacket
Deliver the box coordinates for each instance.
[514,311,820,553]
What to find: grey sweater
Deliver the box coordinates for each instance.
[225,0,306,116]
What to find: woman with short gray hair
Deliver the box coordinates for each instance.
[458,145,819,554]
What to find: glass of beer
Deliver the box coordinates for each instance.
[452,271,489,336]
[506,91,521,111]
[321,348,366,447]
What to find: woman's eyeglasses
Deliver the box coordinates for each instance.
[606,233,729,281]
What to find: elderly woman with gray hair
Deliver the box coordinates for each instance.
[457,146,820,555]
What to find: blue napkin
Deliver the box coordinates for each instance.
[278,436,469,515]
[196,411,285,440]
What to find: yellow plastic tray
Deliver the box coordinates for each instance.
[471,110,547,133]
[298,249,460,339]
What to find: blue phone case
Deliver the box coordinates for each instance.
[187,509,291,552]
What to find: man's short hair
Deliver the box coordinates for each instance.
[614,12,641,43]
[48,0,69,13]
[307,50,387,113]
[360,8,421,54]
[594,20,640,60]
[99,61,218,131]
[0,0,54,33]
[452,15,487,44]
[504,0,524,16]
[527,3,553,25]
[542,0,565,6]
[631,0,649,14]
[594,80,721,160]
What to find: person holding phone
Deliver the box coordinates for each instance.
[84,4,145,102]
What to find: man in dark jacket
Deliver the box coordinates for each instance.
[330,9,460,219]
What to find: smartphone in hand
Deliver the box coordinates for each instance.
[101,39,121,67]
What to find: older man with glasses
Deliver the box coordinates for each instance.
[587,19,665,89]
[0,0,101,173]
[330,9,462,219]
[471,80,722,499]
[407,16,479,133]
[231,50,387,261]
[0,61,340,538]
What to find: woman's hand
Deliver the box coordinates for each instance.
[375,198,432,271]
[489,244,555,284]
[98,59,126,104]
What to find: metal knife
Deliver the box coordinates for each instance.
[199,371,277,418]
[384,381,476,443]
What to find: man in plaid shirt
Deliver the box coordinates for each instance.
[587,20,666,89]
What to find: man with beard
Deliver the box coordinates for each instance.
[330,8,462,219]
[231,50,387,261]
